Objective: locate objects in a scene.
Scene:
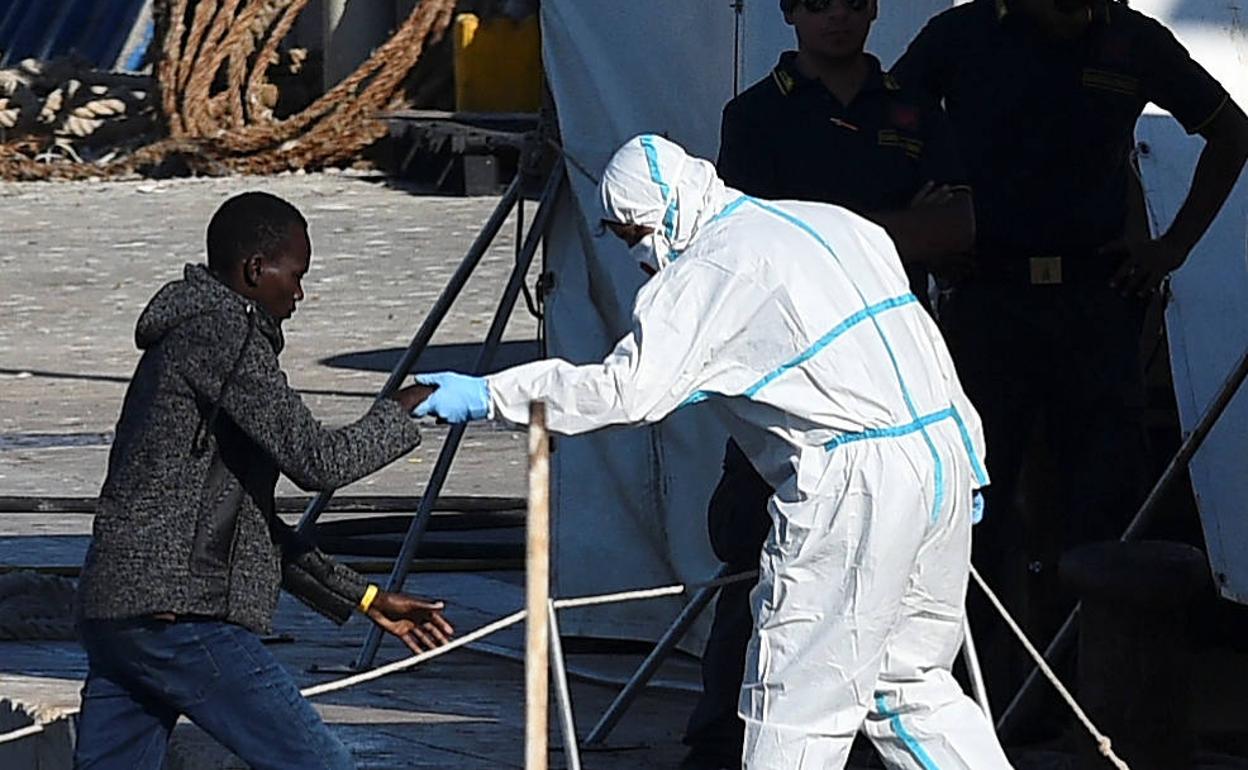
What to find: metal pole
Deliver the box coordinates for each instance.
[548,600,583,770]
[296,174,523,535]
[731,0,745,97]
[354,163,566,669]
[961,617,992,721]
[583,563,730,746]
[526,403,551,770]
[1121,344,1248,541]
[996,343,1248,737]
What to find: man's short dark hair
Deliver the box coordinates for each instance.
[780,0,877,11]
[206,192,307,273]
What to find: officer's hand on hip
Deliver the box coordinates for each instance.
[412,372,490,423]
[1104,237,1188,298]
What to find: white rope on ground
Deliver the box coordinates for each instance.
[303,571,763,696]
[551,570,759,611]
[970,565,1131,770]
[0,723,46,744]
[300,609,527,698]
[0,565,1136,764]
[0,572,757,746]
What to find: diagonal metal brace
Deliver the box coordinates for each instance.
[295,173,524,536]
[354,161,566,670]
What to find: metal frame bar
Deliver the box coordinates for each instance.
[996,343,1248,737]
[354,162,566,670]
[962,617,992,720]
[583,563,731,747]
[549,600,583,770]
[295,173,524,535]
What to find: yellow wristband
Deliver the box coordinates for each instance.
[358,584,379,613]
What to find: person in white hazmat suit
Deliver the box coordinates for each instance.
[415,134,1013,770]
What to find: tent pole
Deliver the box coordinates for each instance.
[548,600,583,770]
[962,617,992,720]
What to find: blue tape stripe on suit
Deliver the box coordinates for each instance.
[639,135,678,239]
[823,408,955,450]
[681,293,918,407]
[875,694,942,770]
[746,199,946,521]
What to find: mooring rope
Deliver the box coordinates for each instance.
[970,565,1131,770]
[0,0,457,180]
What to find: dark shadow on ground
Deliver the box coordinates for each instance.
[319,340,540,375]
[0,367,375,399]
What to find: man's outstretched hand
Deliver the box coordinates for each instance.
[392,384,438,414]
[366,590,454,654]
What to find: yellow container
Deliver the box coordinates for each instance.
[453,13,542,113]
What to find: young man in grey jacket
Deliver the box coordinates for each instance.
[74,192,452,770]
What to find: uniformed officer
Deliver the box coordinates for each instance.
[718,0,974,303]
[891,0,1248,702]
[682,1,979,767]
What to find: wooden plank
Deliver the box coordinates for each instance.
[525,403,550,770]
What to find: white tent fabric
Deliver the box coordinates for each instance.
[538,0,956,647]
[1132,1,1248,604]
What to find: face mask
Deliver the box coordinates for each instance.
[630,232,673,275]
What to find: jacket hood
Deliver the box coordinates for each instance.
[135,264,284,353]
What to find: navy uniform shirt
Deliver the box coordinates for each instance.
[718,53,968,299]
[892,0,1229,260]
[719,52,967,213]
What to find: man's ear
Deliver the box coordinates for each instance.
[243,254,264,287]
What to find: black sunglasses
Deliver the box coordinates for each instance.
[797,0,872,13]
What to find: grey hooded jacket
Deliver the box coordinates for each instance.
[78,264,422,633]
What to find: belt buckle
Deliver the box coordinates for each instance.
[1029,256,1062,285]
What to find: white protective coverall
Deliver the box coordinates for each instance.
[486,134,1012,770]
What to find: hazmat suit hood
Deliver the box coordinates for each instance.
[599,134,736,273]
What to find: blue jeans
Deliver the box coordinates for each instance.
[74,618,354,770]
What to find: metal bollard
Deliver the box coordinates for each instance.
[1059,540,1207,770]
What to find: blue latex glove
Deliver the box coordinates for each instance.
[412,372,490,423]
[972,491,985,525]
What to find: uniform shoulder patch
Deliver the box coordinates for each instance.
[771,67,796,96]
[883,73,901,92]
